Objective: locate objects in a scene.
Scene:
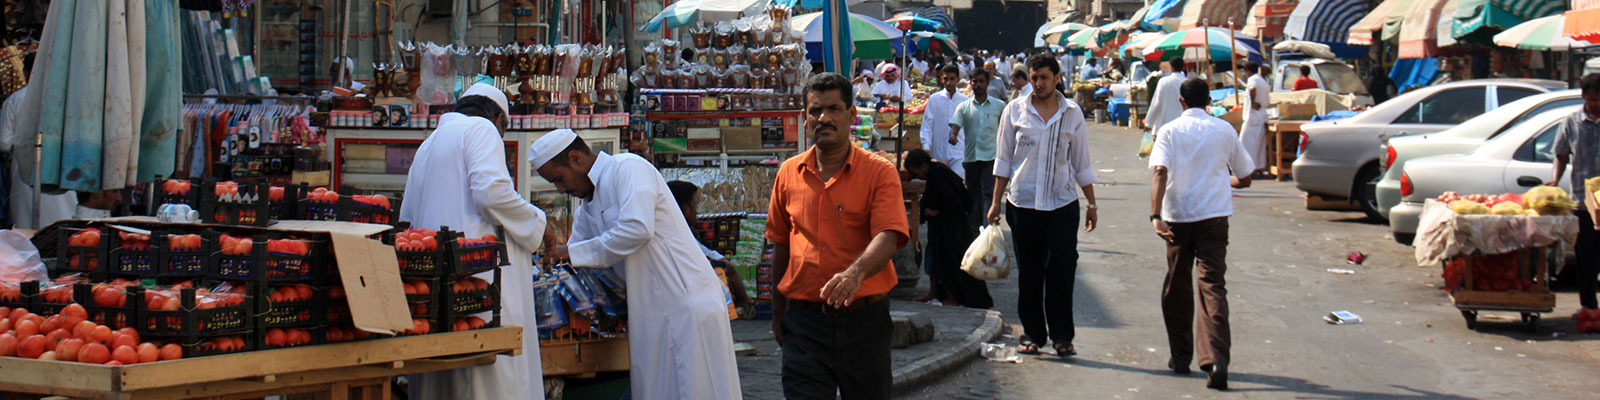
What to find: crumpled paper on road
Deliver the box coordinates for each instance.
[1413,200,1578,267]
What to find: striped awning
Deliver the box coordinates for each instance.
[1242,0,1302,39]
[1566,7,1600,42]
[1438,0,1468,47]
[1287,0,1369,44]
[1452,0,1568,43]
[1381,0,1420,42]
[1177,0,1250,29]
[1140,0,1187,31]
[1349,0,1404,45]
[1398,0,1453,58]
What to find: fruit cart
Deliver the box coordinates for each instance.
[0,327,522,399]
[1414,200,1580,331]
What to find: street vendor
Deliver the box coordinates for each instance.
[530,129,742,400]
[400,83,554,400]
[871,63,912,104]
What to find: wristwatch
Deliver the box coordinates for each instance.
[1085,204,1097,209]
[1149,214,1161,221]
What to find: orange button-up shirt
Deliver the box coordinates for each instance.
[766,145,910,302]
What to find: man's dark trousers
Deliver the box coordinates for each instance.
[782,298,892,400]
[1163,216,1232,370]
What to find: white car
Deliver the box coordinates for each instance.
[1293,79,1565,220]
[1389,105,1576,241]
[1376,90,1582,239]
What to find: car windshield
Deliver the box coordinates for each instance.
[1316,63,1368,95]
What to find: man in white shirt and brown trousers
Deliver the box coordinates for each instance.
[1149,78,1254,391]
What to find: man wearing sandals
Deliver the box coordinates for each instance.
[986,54,1098,358]
[1149,78,1255,390]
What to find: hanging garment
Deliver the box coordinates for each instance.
[139,0,180,182]
[14,0,75,190]
[3,87,77,229]
[103,0,134,190]
[567,152,742,400]
[400,113,547,400]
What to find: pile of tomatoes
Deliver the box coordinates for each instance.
[0,304,183,364]
[266,284,315,304]
[262,328,313,347]
[394,228,440,252]
[160,179,193,196]
[307,188,341,204]
[323,326,370,343]
[450,316,488,332]
[166,234,203,252]
[67,228,103,247]
[351,194,391,210]
[117,232,152,251]
[451,277,491,294]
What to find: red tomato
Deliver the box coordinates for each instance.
[43,329,70,351]
[453,319,470,332]
[466,316,486,329]
[56,338,83,361]
[15,319,38,338]
[266,328,285,346]
[0,333,16,356]
[158,343,182,360]
[5,307,23,322]
[90,325,113,344]
[71,321,97,340]
[18,335,46,358]
[80,342,110,364]
[39,315,62,335]
[111,345,138,364]
[136,343,158,363]
[294,285,313,300]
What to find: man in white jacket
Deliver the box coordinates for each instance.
[401,83,552,400]
[532,129,742,400]
[1144,57,1189,137]
[921,64,969,179]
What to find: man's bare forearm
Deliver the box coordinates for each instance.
[1151,167,1168,216]
[846,231,901,279]
[772,244,790,314]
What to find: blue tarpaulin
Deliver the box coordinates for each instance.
[1390,57,1440,93]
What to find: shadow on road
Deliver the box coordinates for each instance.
[1059,358,1475,399]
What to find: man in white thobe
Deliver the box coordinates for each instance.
[921,64,969,179]
[1144,57,1189,138]
[531,130,742,400]
[1239,63,1273,174]
[401,83,549,400]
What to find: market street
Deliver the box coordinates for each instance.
[897,121,1600,399]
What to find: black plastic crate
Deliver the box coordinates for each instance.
[156,178,202,207]
[404,278,441,320]
[209,232,328,283]
[322,324,375,343]
[442,268,501,318]
[296,191,398,225]
[55,226,111,280]
[256,283,325,328]
[83,283,138,330]
[386,226,456,277]
[24,280,81,317]
[176,334,255,358]
[136,286,255,338]
[253,326,324,350]
[269,184,303,220]
[106,229,212,278]
[199,180,273,227]
[324,286,351,323]
[446,236,507,279]
[0,281,24,310]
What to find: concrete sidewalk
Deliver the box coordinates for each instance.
[732,300,1005,399]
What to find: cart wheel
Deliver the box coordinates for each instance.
[1523,313,1540,332]
[1461,310,1478,330]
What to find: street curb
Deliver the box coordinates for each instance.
[890,309,1006,394]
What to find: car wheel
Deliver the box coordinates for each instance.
[1355,165,1384,222]
[1393,233,1414,245]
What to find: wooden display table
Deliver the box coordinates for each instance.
[540,335,631,378]
[0,327,522,400]
[1268,121,1307,181]
[903,180,926,252]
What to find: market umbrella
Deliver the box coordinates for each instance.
[1494,14,1590,50]
[792,11,906,61]
[639,0,764,32]
[1141,27,1260,62]
[1064,27,1102,49]
[909,31,959,56]
[1035,13,1076,46]
[1119,31,1168,58]
[1042,23,1094,46]
[887,15,944,32]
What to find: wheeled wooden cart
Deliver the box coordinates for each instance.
[1447,248,1557,332]
[0,327,522,400]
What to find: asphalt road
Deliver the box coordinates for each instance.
[899,121,1600,399]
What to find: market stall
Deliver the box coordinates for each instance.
[1413,189,1581,331]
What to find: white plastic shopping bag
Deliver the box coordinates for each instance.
[961,220,1014,280]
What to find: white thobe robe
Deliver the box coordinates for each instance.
[1240,74,1272,172]
[3,87,77,230]
[1145,72,1188,136]
[400,113,547,400]
[568,152,741,400]
[920,90,968,178]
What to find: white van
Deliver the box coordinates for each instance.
[1274,59,1375,107]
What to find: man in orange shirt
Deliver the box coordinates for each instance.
[767,72,910,400]
[1292,65,1319,91]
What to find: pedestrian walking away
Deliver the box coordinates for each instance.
[1144,57,1188,137]
[905,149,993,309]
[1148,78,1256,391]
[1550,73,1600,313]
[950,67,1005,229]
[922,64,969,179]
[988,53,1099,358]
[1239,62,1272,175]
[767,72,910,400]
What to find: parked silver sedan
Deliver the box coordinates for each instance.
[1293,79,1566,220]
[1375,90,1581,238]
[1389,105,1576,242]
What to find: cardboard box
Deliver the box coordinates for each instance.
[345,144,388,160]
[724,127,763,150]
[1277,103,1318,120]
[385,146,417,174]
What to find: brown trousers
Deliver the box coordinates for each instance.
[1162,216,1231,369]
